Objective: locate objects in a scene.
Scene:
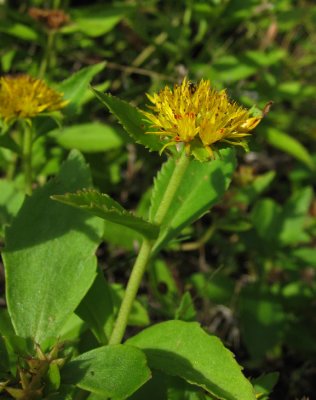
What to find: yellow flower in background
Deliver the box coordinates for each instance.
[0,75,68,123]
[141,77,262,157]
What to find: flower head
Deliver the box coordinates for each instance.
[141,77,262,158]
[0,75,68,123]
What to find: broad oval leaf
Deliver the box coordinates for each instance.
[127,320,256,400]
[52,189,159,240]
[2,151,103,344]
[66,5,128,37]
[150,148,236,253]
[92,89,162,152]
[0,22,39,41]
[49,122,124,153]
[63,344,151,398]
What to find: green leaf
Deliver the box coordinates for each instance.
[46,363,61,392]
[127,320,256,400]
[251,187,313,246]
[0,133,21,154]
[235,171,276,205]
[129,370,168,400]
[252,372,279,400]
[239,285,286,360]
[292,247,316,265]
[49,122,124,153]
[148,259,180,316]
[279,186,313,245]
[52,189,159,240]
[76,269,114,344]
[43,385,77,399]
[65,5,128,37]
[103,219,143,250]
[58,313,85,342]
[92,90,162,152]
[189,273,234,306]
[0,309,15,337]
[0,310,22,374]
[131,371,210,400]
[58,63,106,115]
[167,375,215,400]
[244,50,286,67]
[264,128,315,170]
[174,292,197,322]
[0,179,24,237]
[194,55,258,83]
[0,335,9,372]
[0,22,38,41]
[1,49,16,72]
[150,148,236,253]
[251,198,283,243]
[2,151,103,344]
[63,344,151,398]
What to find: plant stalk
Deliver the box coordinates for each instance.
[153,151,190,225]
[108,152,190,345]
[38,30,55,78]
[108,239,152,345]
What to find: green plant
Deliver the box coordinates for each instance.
[0,75,276,399]
[1,1,315,398]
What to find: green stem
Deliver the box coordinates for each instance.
[108,152,190,345]
[109,239,152,345]
[6,153,17,181]
[38,30,55,78]
[153,151,190,225]
[22,123,33,195]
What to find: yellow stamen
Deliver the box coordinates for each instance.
[141,77,263,158]
[0,74,68,123]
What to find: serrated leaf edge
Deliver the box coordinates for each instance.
[92,90,162,152]
[52,189,159,239]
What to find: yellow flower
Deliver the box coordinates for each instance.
[0,74,68,123]
[141,77,262,158]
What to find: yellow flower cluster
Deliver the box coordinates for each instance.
[0,74,68,123]
[141,77,262,157]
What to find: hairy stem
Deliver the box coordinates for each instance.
[152,151,190,225]
[108,152,190,345]
[108,239,152,345]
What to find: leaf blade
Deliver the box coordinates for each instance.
[127,320,256,400]
[92,90,162,152]
[264,128,315,170]
[52,189,159,240]
[49,122,124,153]
[58,63,106,115]
[2,151,103,344]
[63,345,151,398]
[150,148,236,253]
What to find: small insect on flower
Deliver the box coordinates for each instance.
[0,74,68,123]
[141,77,265,159]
